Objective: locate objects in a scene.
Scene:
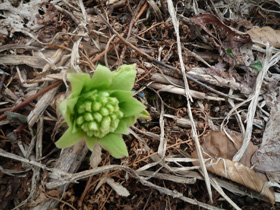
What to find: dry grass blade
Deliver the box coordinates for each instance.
[0,148,71,178]
[167,0,213,202]
[138,170,196,184]
[210,178,241,210]
[147,0,163,21]
[149,83,226,101]
[0,81,62,121]
[157,99,166,157]
[233,45,280,161]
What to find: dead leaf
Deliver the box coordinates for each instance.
[95,177,108,193]
[192,14,253,67]
[191,131,275,203]
[28,185,59,207]
[191,131,257,167]
[247,26,280,48]
[0,0,44,36]
[251,101,280,172]
[90,143,102,169]
[201,158,275,203]
[208,63,229,79]
[36,3,58,26]
[192,14,251,49]
[106,177,130,197]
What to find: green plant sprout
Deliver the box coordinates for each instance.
[55,64,146,158]
[249,60,263,72]
[225,48,235,59]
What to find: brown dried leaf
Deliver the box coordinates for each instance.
[203,158,275,203]
[192,14,253,67]
[247,26,280,48]
[192,14,251,49]
[191,131,275,203]
[192,131,257,167]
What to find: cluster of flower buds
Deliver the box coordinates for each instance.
[75,90,124,138]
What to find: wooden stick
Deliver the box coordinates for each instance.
[0,81,62,121]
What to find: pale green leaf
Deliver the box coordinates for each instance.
[113,120,129,134]
[98,133,128,158]
[108,90,134,102]
[138,110,151,120]
[85,135,98,151]
[59,97,79,126]
[121,116,137,127]
[55,128,85,148]
[119,98,146,117]
[68,73,90,97]
[87,65,112,91]
[108,64,136,91]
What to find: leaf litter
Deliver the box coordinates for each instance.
[1,0,280,209]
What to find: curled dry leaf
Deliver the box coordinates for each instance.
[247,26,280,48]
[202,158,275,203]
[191,131,275,203]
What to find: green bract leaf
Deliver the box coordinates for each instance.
[121,116,137,127]
[98,133,128,158]
[119,98,146,117]
[114,120,129,134]
[85,135,98,151]
[109,64,136,91]
[68,73,90,97]
[59,97,79,126]
[109,90,134,102]
[139,110,151,120]
[55,128,85,148]
[87,65,112,91]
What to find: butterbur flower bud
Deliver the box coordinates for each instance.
[75,91,124,138]
[55,64,146,158]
